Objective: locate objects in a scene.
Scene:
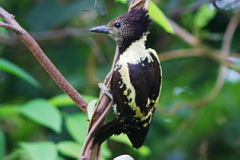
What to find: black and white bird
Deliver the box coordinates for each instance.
[90,7,162,148]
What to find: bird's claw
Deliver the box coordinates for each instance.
[98,83,113,100]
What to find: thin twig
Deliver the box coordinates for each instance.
[0,27,92,46]
[167,11,240,115]
[0,7,88,113]
[0,21,20,33]
[80,101,113,159]
[80,49,117,159]
[30,27,90,40]
[168,19,201,47]
[159,49,240,72]
[199,139,209,160]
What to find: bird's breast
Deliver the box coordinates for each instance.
[112,49,160,120]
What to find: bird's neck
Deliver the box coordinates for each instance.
[118,34,148,54]
[115,35,153,66]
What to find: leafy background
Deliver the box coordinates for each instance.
[0,0,240,159]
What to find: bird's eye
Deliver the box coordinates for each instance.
[114,22,121,28]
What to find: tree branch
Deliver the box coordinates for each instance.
[80,0,150,159]
[0,7,88,113]
[159,48,240,72]
[168,19,201,47]
[165,10,240,115]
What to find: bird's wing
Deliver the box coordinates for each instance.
[128,50,162,118]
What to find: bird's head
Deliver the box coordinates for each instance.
[90,7,150,49]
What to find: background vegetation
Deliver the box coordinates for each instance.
[0,0,240,159]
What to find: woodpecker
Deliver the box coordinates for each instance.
[90,7,162,148]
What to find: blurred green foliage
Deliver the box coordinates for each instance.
[0,0,240,160]
[149,1,175,34]
[0,58,40,88]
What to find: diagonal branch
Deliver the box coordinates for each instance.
[0,7,88,113]
[80,0,151,159]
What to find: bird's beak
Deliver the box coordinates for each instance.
[89,25,111,34]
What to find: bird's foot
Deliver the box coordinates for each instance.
[112,104,117,114]
[98,83,113,100]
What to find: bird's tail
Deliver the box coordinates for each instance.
[92,119,123,145]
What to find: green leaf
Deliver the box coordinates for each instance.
[20,99,62,133]
[49,94,97,107]
[57,141,81,158]
[110,134,132,146]
[0,58,40,88]
[149,2,175,34]
[110,134,150,157]
[87,99,98,120]
[0,130,5,159]
[115,0,128,4]
[65,113,88,144]
[82,94,98,102]
[101,142,112,158]
[0,105,20,118]
[20,142,57,160]
[137,145,151,157]
[48,94,74,107]
[194,4,216,30]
